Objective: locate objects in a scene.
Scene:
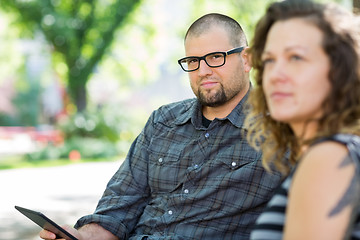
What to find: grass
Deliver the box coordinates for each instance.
[0,155,121,170]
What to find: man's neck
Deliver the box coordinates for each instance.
[202,104,236,120]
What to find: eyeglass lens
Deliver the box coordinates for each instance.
[180,52,225,71]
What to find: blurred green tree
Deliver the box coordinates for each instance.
[0,0,142,112]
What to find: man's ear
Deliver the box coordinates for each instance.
[241,47,252,73]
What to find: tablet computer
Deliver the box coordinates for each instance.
[15,205,78,240]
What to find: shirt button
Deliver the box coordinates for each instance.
[168,210,173,215]
[205,133,210,138]
[158,158,163,163]
[231,162,237,167]
[184,189,189,194]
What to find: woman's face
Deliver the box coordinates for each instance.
[262,18,331,137]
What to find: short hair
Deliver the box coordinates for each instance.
[184,13,248,48]
[246,0,360,174]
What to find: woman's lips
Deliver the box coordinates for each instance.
[270,92,292,100]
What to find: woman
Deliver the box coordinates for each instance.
[245,0,360,239]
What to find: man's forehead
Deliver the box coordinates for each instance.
[184,29,232,55]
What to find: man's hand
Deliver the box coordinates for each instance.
[39,225,81,240]
[39,223,119,240]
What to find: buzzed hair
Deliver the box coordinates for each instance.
[184,13,248,48]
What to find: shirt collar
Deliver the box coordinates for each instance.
[226,90,249,129]
[173,88,250,129]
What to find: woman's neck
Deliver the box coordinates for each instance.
[291,120,319,155]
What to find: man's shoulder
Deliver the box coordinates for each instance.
[152,98,197,125]
[159,98,197,111]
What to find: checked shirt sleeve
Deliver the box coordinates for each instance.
[74,112,156,239]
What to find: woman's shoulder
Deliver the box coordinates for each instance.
[292,136,357,209]
[287,135,360,239]
[298,139,351,180]
[303,133,360,172]
[306,139,349,161]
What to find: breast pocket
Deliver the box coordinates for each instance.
[148,138,188,193]
[217,141,261,169]
[205,142,262,189]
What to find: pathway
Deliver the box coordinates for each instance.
[0,161,122,240]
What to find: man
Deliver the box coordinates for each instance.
[41,13,282,240]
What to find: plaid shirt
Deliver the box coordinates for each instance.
[75,95,282,240]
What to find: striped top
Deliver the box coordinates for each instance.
[250,134,360,240]
[249,173,291,240]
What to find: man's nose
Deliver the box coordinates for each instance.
[197,59,212,76]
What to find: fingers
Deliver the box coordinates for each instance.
[39,229,57,240]
[39,225,81,240]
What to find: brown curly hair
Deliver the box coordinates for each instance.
[245,0,360,175]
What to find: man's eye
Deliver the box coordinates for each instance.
[213,54,223,59]
[187,58,198,64]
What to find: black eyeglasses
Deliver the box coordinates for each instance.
[178,47,245,72]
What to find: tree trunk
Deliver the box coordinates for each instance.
[68,69,88,112]
[74,85,87,113]
[354,0,360,15]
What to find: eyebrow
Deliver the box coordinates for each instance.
[262,45,308,56]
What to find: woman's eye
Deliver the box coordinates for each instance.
[290,55,303,61]
[262,58,274,65]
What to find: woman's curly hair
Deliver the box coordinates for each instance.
[245,0,360,175]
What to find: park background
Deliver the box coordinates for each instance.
[0,0,356,239]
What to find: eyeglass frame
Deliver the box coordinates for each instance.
[177,47,245,72]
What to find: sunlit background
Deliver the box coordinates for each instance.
[0,0,355,239]
[0,0,352,163]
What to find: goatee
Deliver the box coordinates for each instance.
[198,87,227,107]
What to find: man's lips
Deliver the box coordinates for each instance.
[201,81,218,89]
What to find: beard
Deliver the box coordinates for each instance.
[197,84,229,107]
[194,69,248,107]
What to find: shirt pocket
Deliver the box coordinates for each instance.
[216,142,261,170]
[148,142,187,193]
[202,142,262,188]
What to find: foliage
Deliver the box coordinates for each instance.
[24,105,137,160]
[12,78,41,126]
[25,137,119,161]
[0,69,42,126]
[0,0,142,112]
[57,106,126,142]
[190,0,349,44]
[0,155,118,170]
[0,113,18,126]
[0,0,351,157]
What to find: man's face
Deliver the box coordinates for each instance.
[184,26,249,107]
